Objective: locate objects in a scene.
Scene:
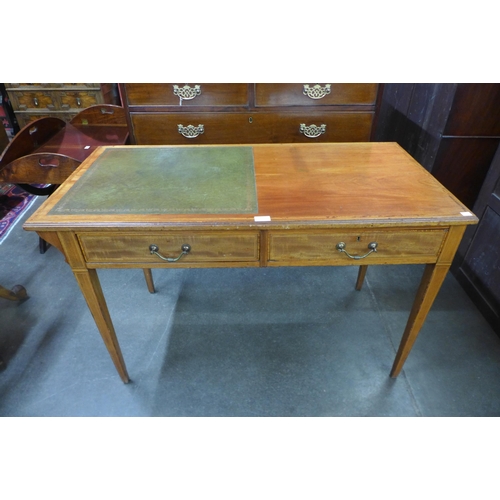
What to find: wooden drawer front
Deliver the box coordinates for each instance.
[255,84,378,107]
[249,112,374,142]
[15,112,76,128]
[131,112,256,144]
[59,91,103,111]
[268,229,447,265]
[78,232,260,264]
[9,91,58,112]
[131,111,373,144]
[125,84,249,107]
[6,83,99,89]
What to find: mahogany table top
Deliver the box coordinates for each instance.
[24,142,478,232]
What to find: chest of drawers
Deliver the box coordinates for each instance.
[120,83,381,144]
[5,83,120,128]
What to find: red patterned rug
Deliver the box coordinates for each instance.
[0,183,36,244]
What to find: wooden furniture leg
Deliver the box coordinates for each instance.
[72,268,130,383]
[57,232,129,382]
[143,269,155,294]
[355,265,368,291]
[0,284,28,301]
[390,263,450,377]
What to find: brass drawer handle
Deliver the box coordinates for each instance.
[178,124,204,138]
[303,84,331,99]
[173,84,201,102]
[33,97,39,107]
[299,123,326,138]
[76,97,82,107]
[336,242,378,260]
[149,244,191,262]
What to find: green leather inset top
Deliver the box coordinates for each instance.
[50,146,258,215]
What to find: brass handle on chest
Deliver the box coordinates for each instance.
[336,242,378,260]
[149,244,191,262]
[303,84,331,99]
[178,124,204,138]
[300,123,326,138]
[173,84,201,102]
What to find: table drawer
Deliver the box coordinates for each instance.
[268,229,447,265]
[255,84,378,107]
[124,83,249,106]
[78,231,260,264]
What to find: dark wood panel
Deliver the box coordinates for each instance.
[372,84,457,171]
[403,84,456,169]
[456,206,500,332]
[372,83,414,142]
[444,84,500,136]
[431,138,500,209]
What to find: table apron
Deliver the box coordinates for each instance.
[73,227,449,268]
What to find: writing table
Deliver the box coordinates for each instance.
[23,143,478,383]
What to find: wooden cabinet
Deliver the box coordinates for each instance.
[373,83,500,209]
[452,144,500,334]
[374,84,500,335]
[5,83,120,128]
[120,83,381,145]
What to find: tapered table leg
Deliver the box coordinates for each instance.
[390,263,450,377]
[355,265,368,291]
[143,268,155,294]
[72,268,130,383]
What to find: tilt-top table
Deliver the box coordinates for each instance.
[24,143,478,383]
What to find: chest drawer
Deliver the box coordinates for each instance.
[268,229,447,265]
[124,83,249,106]
[255,84,378,107]
[131,112,256,144]
[9,91,58,112]
[248,112,374,142]
[6,83,100,89]
[59,90,103,111]
[131,111,373,144]
[78,231,260,265]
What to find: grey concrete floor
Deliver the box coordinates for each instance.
[1,198,500,416]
